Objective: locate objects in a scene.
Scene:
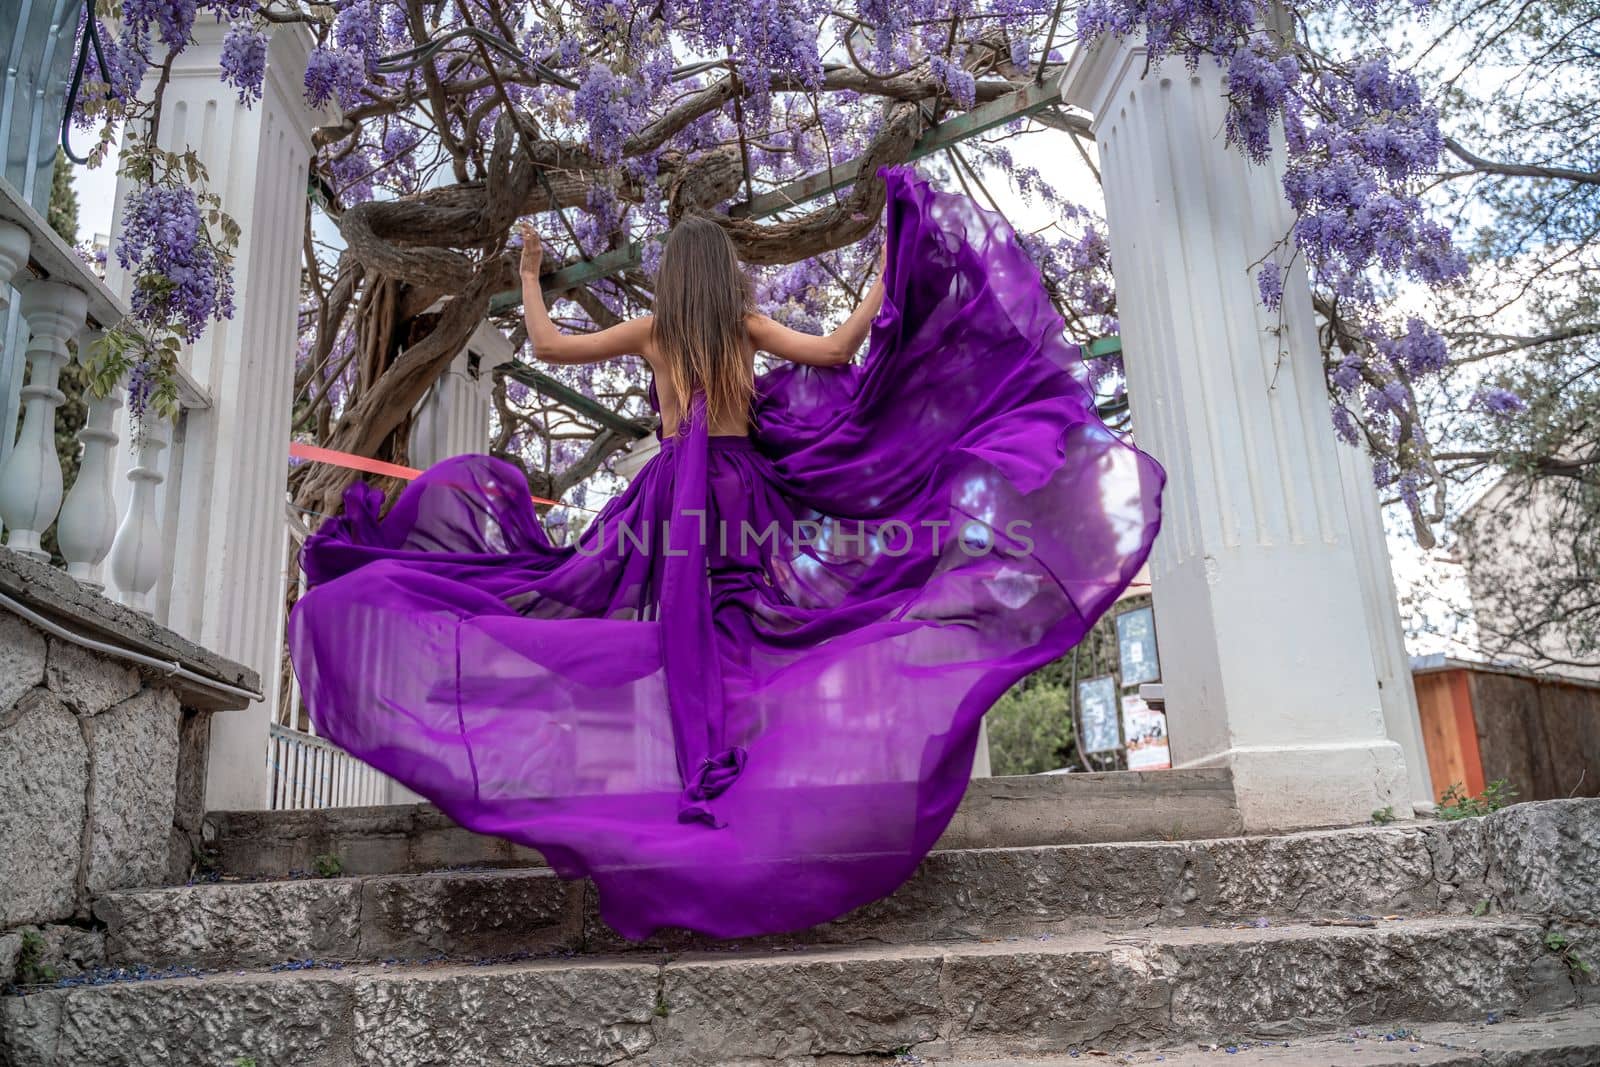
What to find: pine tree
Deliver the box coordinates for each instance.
[47,151,78,244]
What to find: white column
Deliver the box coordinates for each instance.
[57,328,124,589]
[612,434,662,482]
[104,24,331,808]
[1336,441,1435,808]
[0,280,88,557]
[410,321,516,465]
[1063,40,1410,829]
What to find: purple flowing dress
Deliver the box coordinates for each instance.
[289,167,1165,941]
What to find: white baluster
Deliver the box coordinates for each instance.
[0,280,89,558]
[0,220,29,311]
[108,412,170,612]
[57,328,123,589]
[0,223,29,508]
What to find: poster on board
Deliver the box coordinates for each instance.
[1116,605,1160,686]
[1077,675,1121,754]
[1121,692,1172,770]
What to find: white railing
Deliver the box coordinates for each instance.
[269,722,391,809]
[0,175,209,609]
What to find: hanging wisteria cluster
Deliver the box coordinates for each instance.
[72,0,1468,523]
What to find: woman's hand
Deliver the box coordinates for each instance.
[518,223,544,280]
[876,240,887,280]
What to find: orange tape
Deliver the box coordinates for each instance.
[290,441,422,481]
[288,441,563,507]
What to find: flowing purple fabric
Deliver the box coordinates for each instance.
[289,167,1165,941]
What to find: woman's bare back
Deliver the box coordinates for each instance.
[653,338,760,438]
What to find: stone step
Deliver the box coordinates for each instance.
[202,768,1243,878]
[938,1008,1600,1065]
[1,917,1584,1066]
[97,826,1453,969]
[96,801,1599,969]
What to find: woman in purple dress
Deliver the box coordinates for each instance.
[289,166,1164,941]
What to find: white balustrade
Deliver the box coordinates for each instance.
[2,174,208,622]
[56,329,123,589]
[0,280,87,557]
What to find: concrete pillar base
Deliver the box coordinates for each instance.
[1184,740,1411,831]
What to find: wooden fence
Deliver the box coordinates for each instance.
[1413,656,1600,803]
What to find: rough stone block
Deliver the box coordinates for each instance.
[0,614,47,715]
[358,869,582,960]
[1192,825,1442,918]
[943,942,1170,1052]
[0,974,351,1066]
[44,639,140,717]
[98,879,362,969]
[0,690,87,927]
[11,924,108,981]
[0,930,21,987]
[1425,814,1492,911]
[172,707,211,835]
[657,950,944,1060]
[351,963,657,1065]
[1482,799,1600,920]
[86,689,182,895]
[1165,922,1555,1036]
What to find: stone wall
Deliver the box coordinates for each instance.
[0,550,256,986]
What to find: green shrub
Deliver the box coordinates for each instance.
[1437,778,1517,820]
[15,930,57,986]
[986,683,1074,776]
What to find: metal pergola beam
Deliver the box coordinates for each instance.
[500,361,654,439]
[731,80,1078,220]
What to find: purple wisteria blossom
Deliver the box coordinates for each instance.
[121,0,199,50]
[305,46,367,110]
[1256,260,1284,311]
[116,184,233,342]
[1076,0,1473,493]
[219,23,268,104]
[1471,388,1528,418]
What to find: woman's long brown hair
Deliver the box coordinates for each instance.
[651,216,754,433]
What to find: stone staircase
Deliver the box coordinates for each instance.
[2,780,1596,1066]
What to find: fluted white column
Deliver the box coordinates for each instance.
[108,414,170,612]
[410,321,517,466]
[57,328,124,589]
[103,23,333,808]
[1063,39,1410,828]
[1337,441,1435,808]
[0,280,88,557]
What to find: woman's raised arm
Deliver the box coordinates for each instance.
[520,225,656,366]
[747,246,887,367]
